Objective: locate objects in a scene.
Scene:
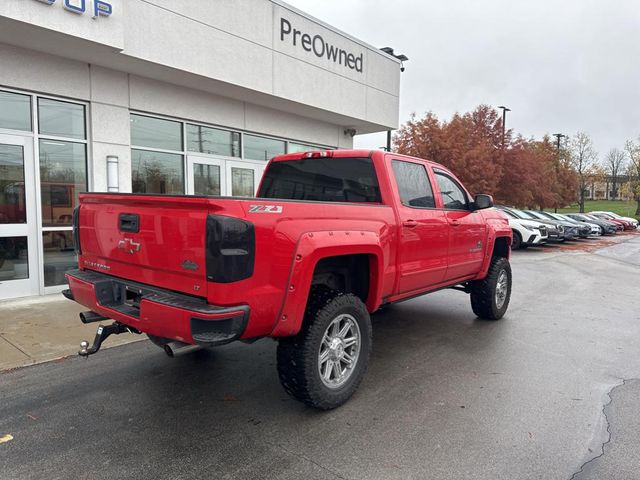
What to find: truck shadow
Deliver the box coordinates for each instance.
[132,289,509,416]
[1,291,515,479]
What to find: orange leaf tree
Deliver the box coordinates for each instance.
[394,106,578,209]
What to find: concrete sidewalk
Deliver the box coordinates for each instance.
[0,294,141,371]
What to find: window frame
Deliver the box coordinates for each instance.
[0,90,33,133]
[186,123,242,158]
[130,113,183,152]
[130,148,186,195]
[36,96,89,292]
[35,95,90,233]
[38,138,89,227]
[129,111,337,196]
[30,92,90,294]
[287,141,335,154]
[433,169,471,211]
[130,112,186,195]
[242,133,287,162]
[37,97,87,142]
[390,158,438,210]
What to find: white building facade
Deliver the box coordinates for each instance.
[0,0,401,299]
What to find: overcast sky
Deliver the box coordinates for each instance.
[286,0,640,158]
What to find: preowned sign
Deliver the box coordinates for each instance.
[34,0,113,19]
[280,18,363,73]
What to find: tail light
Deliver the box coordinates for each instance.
[72,206,82,255]
[206,215,255,283]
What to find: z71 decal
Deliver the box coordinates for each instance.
[249,205,283,213]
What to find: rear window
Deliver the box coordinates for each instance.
[258,157,381,203]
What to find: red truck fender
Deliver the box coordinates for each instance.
[477,218,512,279]
[269,230,385,337]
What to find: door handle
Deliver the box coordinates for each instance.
[403,220,418,228]
[451,219,461,227]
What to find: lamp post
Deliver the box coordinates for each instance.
[498,106,511,150]
[553,133,566,152]
[380,47,408,152]
[552,133,567,212]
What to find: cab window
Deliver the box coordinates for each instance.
[434,171,469,210]
[391,160,436,208]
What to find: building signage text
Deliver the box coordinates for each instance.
[280,18,363,73]
[34,0,113,19]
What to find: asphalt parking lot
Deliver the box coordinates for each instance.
[1,234,640,480]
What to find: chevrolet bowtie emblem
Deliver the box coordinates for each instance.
[117,238,141,254]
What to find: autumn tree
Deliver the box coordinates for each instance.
[394,112,445,165]
[624,138,640,216]
[553,140,579,208]
[604,148,626,200]
[496,138,539,207]
[568,132,598,212]
[394,106,578,209]
[497,137,556,208]
[395,105,504,195]
[443,106,503,194]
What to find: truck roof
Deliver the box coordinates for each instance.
[271,149,440,167]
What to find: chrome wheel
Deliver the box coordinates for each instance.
[495,270,508,310]
[318,313,361,389]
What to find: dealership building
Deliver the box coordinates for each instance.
[0,0,401,300]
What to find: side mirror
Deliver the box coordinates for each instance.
[472,194,494,211]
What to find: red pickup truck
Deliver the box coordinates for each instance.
[64,149,512,409]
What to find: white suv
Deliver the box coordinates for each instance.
[499,208,549,249]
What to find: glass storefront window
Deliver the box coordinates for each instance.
[131,114,183,151]
[187,124,240,157]
[132,149,184,194]
[0,91,32,132]
[288,142,317,153]
[0,144,26,224]
[39,140,87,227]
[42,231,75,287]
[244,135,285,161]
[0,237,29,281]
[193,163,221,196]
[231,167,255,196]
[38,98,85,140]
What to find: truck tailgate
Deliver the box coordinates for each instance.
[78,194,212,297]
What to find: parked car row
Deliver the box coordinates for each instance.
[590,211,639,230]
[496,206,639,250]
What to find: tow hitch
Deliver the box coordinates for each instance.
[78,321,140,357]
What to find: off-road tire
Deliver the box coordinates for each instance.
[511,231,522,250]
[469,257,512,320]
[277,290,372,410]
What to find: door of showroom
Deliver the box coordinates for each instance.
[186,155,265,197]
[0,134,39,299]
